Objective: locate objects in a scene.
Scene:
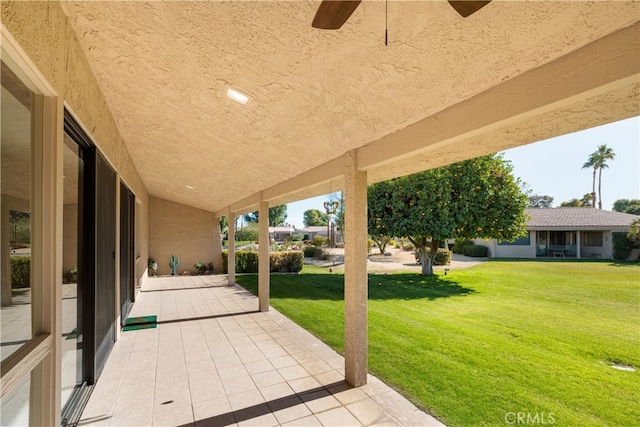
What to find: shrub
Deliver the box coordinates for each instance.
[433,249,452,265]
[613,232,639,260]
[236,223,259,242]
[303,246,320,257]
[402,241,415,251]
[221,250,258,274]
[414,249,452,265]
[463,244,489,257]
[10,256,30,288]
[312,235,327,247]
[194,262,206,275]
[314,248,329,260]
[222,250,303,273]
[269,251,304,273]
[453,238,474,254]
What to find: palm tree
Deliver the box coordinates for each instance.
[582,154,598,208]
[583,145,615,209]
[593,145,616,209]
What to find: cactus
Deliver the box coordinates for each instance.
[169,254,181,276]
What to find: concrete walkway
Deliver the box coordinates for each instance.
[78,275,443,426]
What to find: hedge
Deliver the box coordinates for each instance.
[452,238,474,254]
[613,232,638,260]
[463,244,489,257]
[10,256,30,288]
[222,250,303,273]
[303,246,320,257]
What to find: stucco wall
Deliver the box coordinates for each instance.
[493,242,536,259]
[475,232,537,259]
[149,197,222,276]
[1,1,151,288]
[581,230,613,259]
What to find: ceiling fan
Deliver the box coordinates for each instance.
[312,1,492,30]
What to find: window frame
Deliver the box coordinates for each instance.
[1,26,59,427]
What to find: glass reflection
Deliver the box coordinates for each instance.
[0,371,30,426]
[1,60,33,362]
[61,135,83,410]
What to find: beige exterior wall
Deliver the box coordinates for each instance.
[1,2,151,275]
[582,230,613,259]
[1,3,151,423]
[149,196,220,276]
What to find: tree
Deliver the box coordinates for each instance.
[583,145,615,209]
[582,153,598,208]
[235,223,259,241]
[220,216,228,234]
[580,193,594,207]
[560,199,581,207]
[528,194,554,208]
[243,204,288,226]
[368,154,528,275]
[613,199,640,215]
[303,209,329,226]
[367,180,395,254]
[560,193,593,207]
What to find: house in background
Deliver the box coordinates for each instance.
[478,208,638,259]
[268,226,295,242]
[300,225,344,244]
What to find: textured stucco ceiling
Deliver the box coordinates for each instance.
[61,1,640,213]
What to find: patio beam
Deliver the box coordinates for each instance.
[258,200,269,312]
[357,22,640,174]
[343,151,368,387]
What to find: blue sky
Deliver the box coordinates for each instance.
[286,117,639,229]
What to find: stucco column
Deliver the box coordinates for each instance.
[227,213,235,285]
[212,217,223,275]
[343,151,368,387]
[258,201,270,312]
[576,231,581,259]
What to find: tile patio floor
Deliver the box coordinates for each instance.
[78,275,443,426]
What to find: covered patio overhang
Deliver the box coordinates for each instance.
[2,2,639,425]
[1,2,637,415]
[214,21,639,386]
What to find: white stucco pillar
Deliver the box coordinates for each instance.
[576,231,581,259]
[258,201,270,312]
[227,213,235,285]
[343,151,368,387]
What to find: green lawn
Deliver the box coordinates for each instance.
[236,261,640,427]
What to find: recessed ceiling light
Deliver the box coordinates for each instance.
[185,185,194,190]
[225,86,250,105]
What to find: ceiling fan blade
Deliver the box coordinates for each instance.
[448,1,492,18]
[312,0,362,30]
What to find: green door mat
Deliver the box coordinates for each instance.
[123,315,157,331]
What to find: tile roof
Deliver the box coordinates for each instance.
[300,226,331,232]
[268,226,295,233]
[526,208,639,228]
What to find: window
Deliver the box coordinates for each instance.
[1,60,34,362]
[498,232,531,246]
[2,29,58,427]
[583,231,603,247]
